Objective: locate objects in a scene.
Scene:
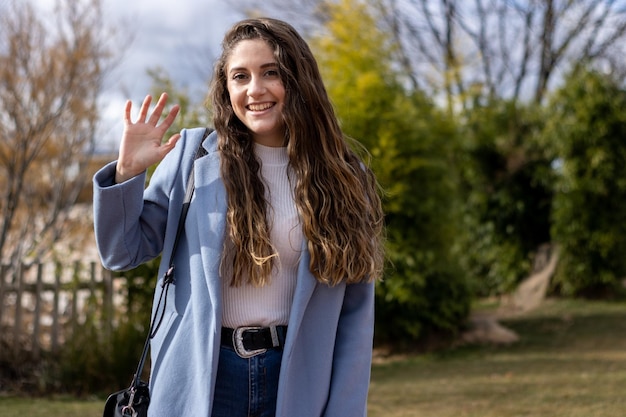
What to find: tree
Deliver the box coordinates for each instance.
[379,0,626,109]
[374,0,626,296]
[373,1,626,296]
[0,0,118,270]
[312,0,470,344]
[456,100,555,295]
[544,68,626,297]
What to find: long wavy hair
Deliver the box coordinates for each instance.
[210,17,384,287]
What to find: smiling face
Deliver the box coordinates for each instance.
[226,39,286,147]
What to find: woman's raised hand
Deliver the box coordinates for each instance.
[115,93,181,183]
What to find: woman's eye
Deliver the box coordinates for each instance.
[265,69,280,77]
[232,73,248,81]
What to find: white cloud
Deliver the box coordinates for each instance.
[99,0,241,92]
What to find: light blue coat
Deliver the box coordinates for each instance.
[93,128,375,417]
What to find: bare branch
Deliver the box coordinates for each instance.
[0,0,119,267]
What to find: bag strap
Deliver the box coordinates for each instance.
[162,130,210,288]
[130,127,212,390]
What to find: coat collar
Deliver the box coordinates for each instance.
[202,129,219,154]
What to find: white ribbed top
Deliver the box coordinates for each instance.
[221,143,303,328]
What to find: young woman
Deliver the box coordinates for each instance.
[94,17,385,417]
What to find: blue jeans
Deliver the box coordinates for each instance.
[211,345,283,417]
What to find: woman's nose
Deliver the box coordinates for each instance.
[247,76,266,97]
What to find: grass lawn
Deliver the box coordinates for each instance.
[368,298,626,417]
[1,298,625,417]
[0,396,103,417]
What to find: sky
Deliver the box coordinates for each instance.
[33,0,245,151]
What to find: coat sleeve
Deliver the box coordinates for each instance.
[93,164,155,270]
[323,281,376,417]
[92,129,199,271]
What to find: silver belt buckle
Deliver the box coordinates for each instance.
[233,326,267,358]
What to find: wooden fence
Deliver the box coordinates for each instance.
[0,261,123,359]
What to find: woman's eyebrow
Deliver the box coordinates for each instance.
[228,62,278,74]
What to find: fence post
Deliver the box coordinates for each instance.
[13,263,24,357]
[51,261,62,353]
[70,261,80,335]
[102,266,113,340]
[1,260,123,357]
[32,263,44,359]
[88,261,97,318]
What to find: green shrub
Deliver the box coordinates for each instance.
[544,68,626,298]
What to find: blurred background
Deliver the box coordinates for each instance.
[1,0,626,416]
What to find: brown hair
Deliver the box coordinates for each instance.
[210,17,384,286]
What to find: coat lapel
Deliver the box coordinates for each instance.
[283,241,317,354]
[192,146,226,322]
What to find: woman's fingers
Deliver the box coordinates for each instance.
[158,103,180,132]
[159,133,182,155]
[125,93,177,129]
[148,93,169,125]
[123,100,132,124]
[137,94,153,123]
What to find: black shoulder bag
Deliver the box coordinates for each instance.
[103,128,211,417]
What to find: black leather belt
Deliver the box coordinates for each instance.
[221,326,288,358]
